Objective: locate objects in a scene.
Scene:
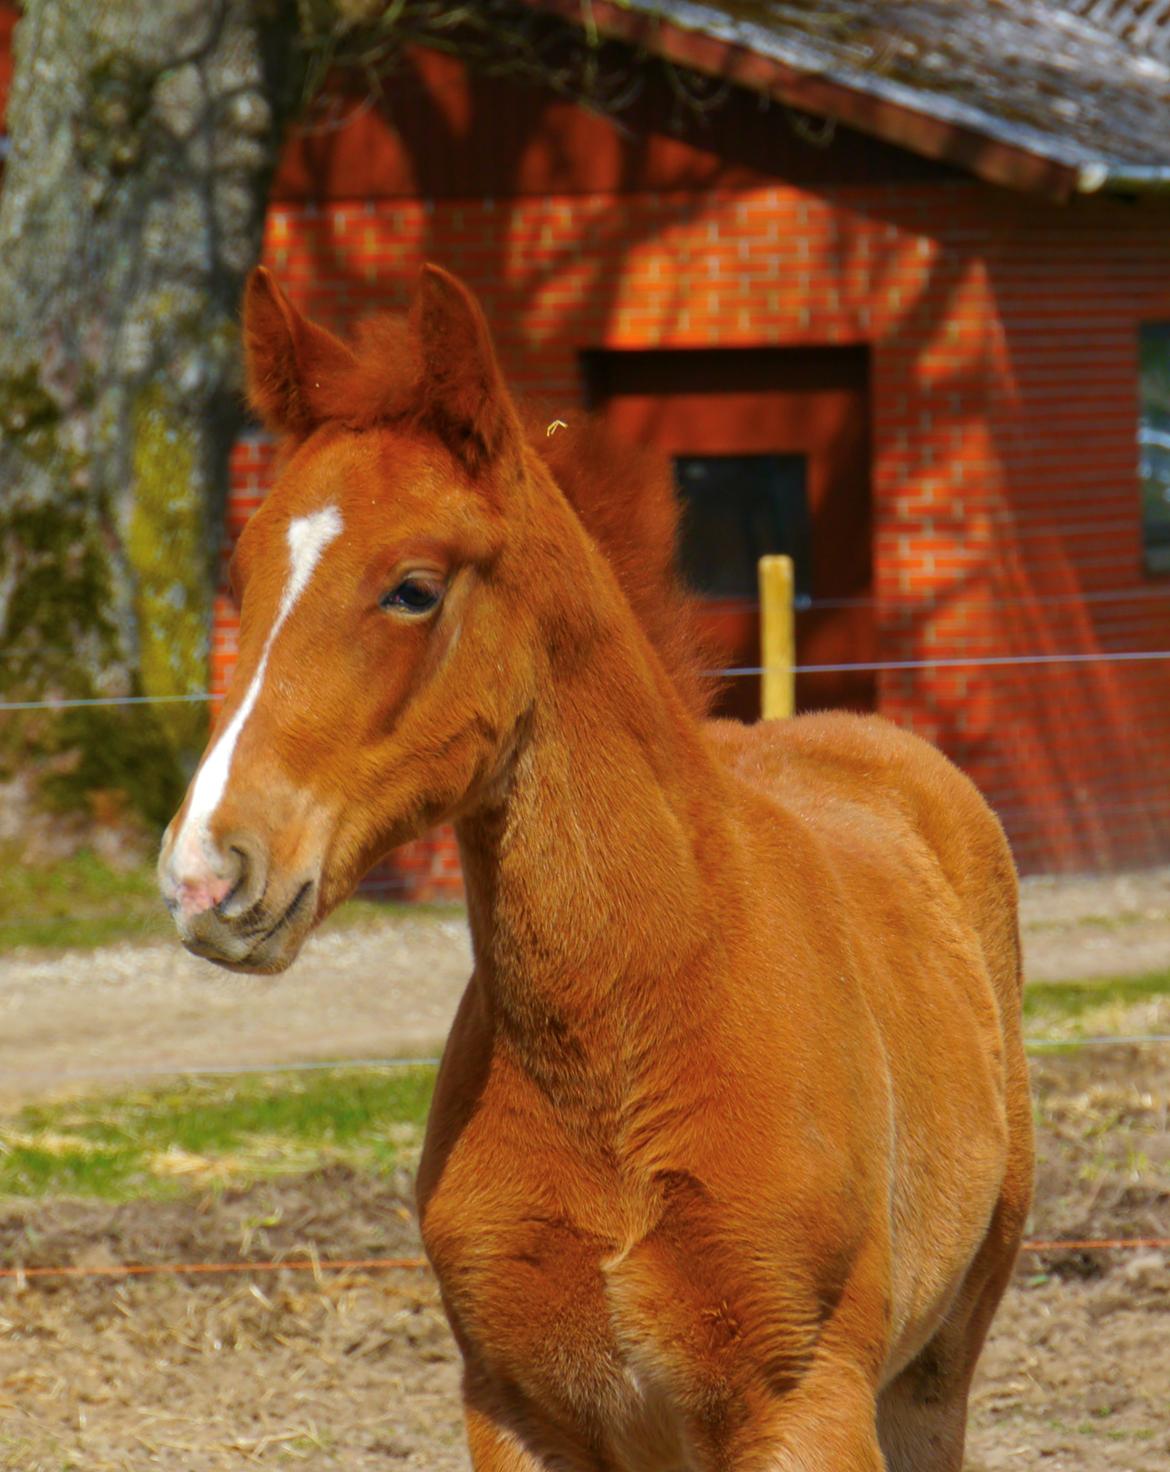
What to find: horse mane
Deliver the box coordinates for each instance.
[522,409,716,721]
[303,311,716,722]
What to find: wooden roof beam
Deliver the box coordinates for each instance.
[526,0,1085,201]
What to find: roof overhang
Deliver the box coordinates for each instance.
[1076,162,1170,194]
[525,0,1165,203]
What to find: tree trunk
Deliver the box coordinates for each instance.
[0,0,303,840]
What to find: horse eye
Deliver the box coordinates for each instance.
[380,577,443,615]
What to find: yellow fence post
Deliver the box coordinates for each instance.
[758,554,795,721]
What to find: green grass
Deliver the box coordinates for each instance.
[1024,969,1170,1030]
[0,959,1166,1210]
[0,847,171,950]
[0,1065,436,1202]
[0,846,461,953]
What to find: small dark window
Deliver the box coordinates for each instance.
[1140,323,1170,574]
[674,454,810,599]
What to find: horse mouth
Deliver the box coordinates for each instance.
[183,879,317,975]
[258,879,314,946]
[235,880,316,971]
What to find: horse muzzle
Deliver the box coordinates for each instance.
[158,826,319,974]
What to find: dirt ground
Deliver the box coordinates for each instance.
[0,1043,1167,1470]
[1,870,1169,1467]
[4,867,1170,1102]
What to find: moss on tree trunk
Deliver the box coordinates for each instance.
[0,0,304,842]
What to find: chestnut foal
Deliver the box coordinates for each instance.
[160,265,1032,1472]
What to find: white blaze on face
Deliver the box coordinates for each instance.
[171,506,344,881]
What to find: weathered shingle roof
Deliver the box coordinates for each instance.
[532,0,1170,197]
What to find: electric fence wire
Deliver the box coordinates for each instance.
[7,644,1170,711]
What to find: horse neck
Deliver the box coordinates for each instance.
[455,576,735,1100]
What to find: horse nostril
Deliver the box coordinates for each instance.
[217,833,269,919]
[217,848,247,913]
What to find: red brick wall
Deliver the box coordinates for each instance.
[0,4,18,133]
[215,179,1170,880]
[274,48,954,202]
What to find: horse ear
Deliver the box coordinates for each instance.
[243,268,356,438]
[413,264,522,474]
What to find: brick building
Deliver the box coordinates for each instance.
[19,2,1170,884]
[221,0,1170,888]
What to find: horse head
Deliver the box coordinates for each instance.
[158,266,545,972]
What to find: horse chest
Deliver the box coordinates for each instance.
[420,1176,713,1467]
[422,1186,631,1388]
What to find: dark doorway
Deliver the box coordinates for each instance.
[583,346,874,720]
[674,454,812,601]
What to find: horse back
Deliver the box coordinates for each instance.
[707,709,1022,1023]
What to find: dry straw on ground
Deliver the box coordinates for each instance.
[2,1046,1168,1471]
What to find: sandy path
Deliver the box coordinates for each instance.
[2,868,1170,1101]
[0,915,471,1101]
[1018,866,1170,982]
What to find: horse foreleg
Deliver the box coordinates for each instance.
[462,1373,604,1472]
[697,1366,888,1472]
[464,1400,548,1472]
